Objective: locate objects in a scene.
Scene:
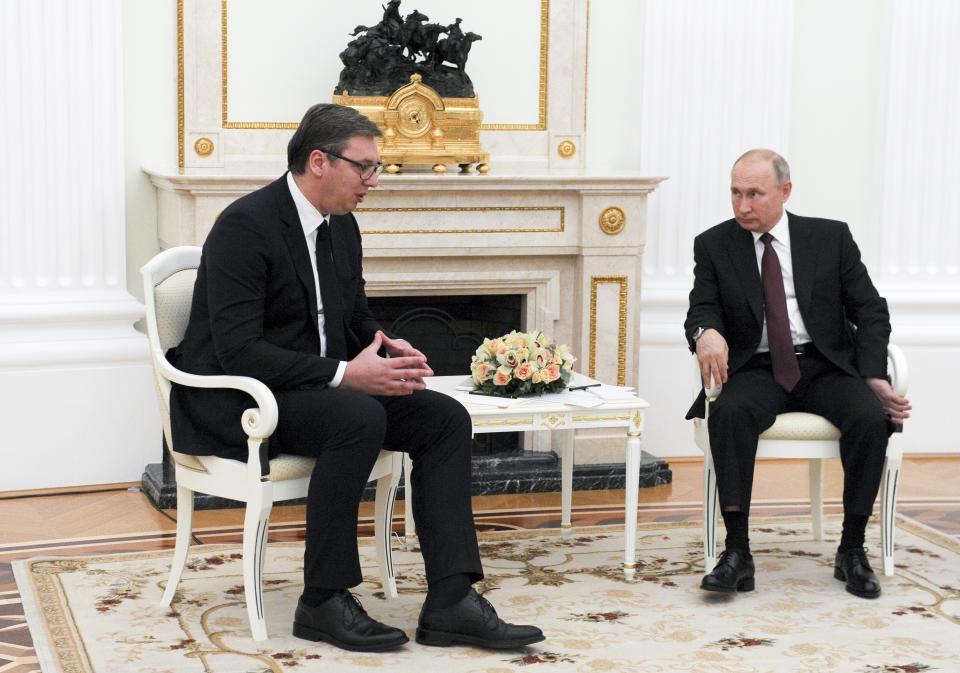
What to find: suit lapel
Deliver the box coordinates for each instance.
[788,211,815,320]
[274,176,320,332]
[724,221,763,327]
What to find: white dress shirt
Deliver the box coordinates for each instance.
[752,210,811,352]
[286,172,346,386]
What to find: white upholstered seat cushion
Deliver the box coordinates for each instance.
[263,454,317,481]
[759,412,841,440]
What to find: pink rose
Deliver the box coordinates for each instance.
[542,364,561,383]
[493,371,511,386]
[514,362,533,381]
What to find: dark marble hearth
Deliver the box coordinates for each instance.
[142,450,672,511]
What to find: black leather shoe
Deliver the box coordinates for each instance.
[834,548,881,598]
[700,549,756,593]
[416,588,545,649]
[293,592,409,652]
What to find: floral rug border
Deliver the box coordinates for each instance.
[13,514,958,673]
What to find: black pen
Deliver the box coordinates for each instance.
[568,383,602,391]
[469,390,519,399]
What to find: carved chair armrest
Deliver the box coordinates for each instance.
[886,343,909,397]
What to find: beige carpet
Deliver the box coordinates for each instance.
[14,517,960,673]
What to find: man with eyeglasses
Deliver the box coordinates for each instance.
[167,103,544,652]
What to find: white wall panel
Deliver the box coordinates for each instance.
[0,0,160,490]
[878,0,960,284]
[639,0,793,292]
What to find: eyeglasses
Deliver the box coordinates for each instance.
[320,148,384,181]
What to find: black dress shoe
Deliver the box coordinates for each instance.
[416,588,545,649]
[293,592,409,652]
[834,548,881,598]
[700,549,755,593]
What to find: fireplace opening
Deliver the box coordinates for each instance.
[367,294,522,456]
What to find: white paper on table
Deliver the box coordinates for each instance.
[586,384,638,401]
[448,391,529,408]
[522,391,604,408]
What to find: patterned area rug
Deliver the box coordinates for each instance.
[14,517,960,673]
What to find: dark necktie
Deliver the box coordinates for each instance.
[760,232,801,392]
[315,221,348,360]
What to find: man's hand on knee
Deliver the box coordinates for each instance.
[342,332,433,395]
[696,328,729,393]
[866,377,912,423]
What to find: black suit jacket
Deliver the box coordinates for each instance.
[167,174,384,457]
[684,212,890,418]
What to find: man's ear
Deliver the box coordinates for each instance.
[307,149,327,178]
[781,180,792,201]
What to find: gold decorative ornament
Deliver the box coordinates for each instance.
[472,418,535,428]
[572,414,631,423]
[588,276,629,386]
[193,137,215,157]
[542,414,566,430]
[334,74,489,175]
[599,206,626,235]
[177,0,185,169]
[557,140,576,158]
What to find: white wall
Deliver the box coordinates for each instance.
[123,0,177,303]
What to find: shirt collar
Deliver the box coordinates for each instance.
[286,171,327,237]
[752,209,790,247]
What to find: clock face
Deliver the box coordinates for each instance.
[397,95,433,138]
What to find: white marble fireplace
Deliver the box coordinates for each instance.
[147,169,663,461]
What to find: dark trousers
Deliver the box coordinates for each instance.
[708,349,889,517]
[271,387,483,590]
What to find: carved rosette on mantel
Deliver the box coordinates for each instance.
[334,74,489,175]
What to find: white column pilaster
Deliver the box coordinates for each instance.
[0,0,159,490]
[878,0,960,290]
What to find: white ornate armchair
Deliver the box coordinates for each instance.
[142,246,401,641]
[693,345,908,576]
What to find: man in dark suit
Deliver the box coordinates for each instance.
[168,103,543,651]
[684,149,911,599]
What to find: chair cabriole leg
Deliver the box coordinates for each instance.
[881,454,901,576]
[402,454,417,551]
[375,453,401,598]
[809,458,825,541]
[243,482,273,641]
[704,451,718,569]
[160,482,194,606]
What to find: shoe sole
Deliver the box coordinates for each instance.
[292,622,409,652]
[833,567,881,599]
[415,628,546,649]
[700,576,755,593]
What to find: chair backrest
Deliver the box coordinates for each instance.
[141,247,205,470]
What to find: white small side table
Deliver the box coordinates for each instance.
[404,374,651,577]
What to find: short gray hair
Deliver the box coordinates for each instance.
[287,103,382,175]
[733,148,791,186]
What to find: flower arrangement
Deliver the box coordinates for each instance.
[470,330,576,397]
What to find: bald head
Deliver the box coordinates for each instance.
[733,149,791,187]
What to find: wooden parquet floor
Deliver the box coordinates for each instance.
[1,456,957,672]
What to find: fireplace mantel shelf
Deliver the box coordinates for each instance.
[145,169,666,194]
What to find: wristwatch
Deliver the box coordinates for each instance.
[691,326,706,342]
